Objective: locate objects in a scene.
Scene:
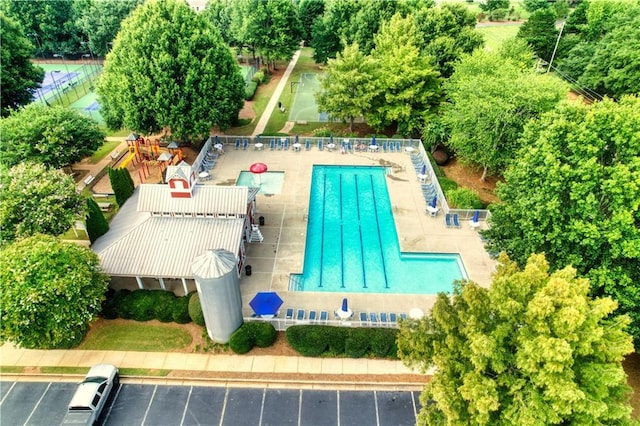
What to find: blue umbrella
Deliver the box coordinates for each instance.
[295,135,299,144]
[372,135,377,146]
[249,292,284,316]
[471,210,479,222]
[341,298,349,312]
[420,164,427,175]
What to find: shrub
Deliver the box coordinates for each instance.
[252,71,264,84]
[172,295,192,324]
[489,8,508,21]
[251,322,277,347]
[129,290,156,321]
[154,292,177,323]
[447,187,484,209]
[312,127,333,137]
[229,326,253,354]
[439,177,458,193]
[286,325,327,356]
[188,292,205,326]
[344,328,370,358]
[85,197,109,243]
[325,326,347,355]
[101,288,119,319]
[245,81,258,100]
[370,329,397,358]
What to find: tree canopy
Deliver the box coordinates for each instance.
[0,103,104,169]
[517,7,559,62]
[0,234,109,349]
[0,163,84,245]
[442,44,568,180]
[0,12,44,116]
[398,253,634,425]
[77,0,142,57]
[484,96,640,348]
[97,0,245,139]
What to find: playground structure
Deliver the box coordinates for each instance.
[124,133,185,183]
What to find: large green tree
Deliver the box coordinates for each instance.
[0,163,84,245]
[77,0,142,57]
[517,7,559,61]
[0,13,44,116]
[316,43,376,132]
[484,96,640,347]
[0,103,104,169]
[398,253,634,425]
[442,45,568,180]
[0,234,109,349]
[368,14,442,136]
[97,0,245,139]
[296,0,325,43]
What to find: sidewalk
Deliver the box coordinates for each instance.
[74,136,128,191]
[0,343,427,390]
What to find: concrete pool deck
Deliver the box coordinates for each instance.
[206,144,496,318]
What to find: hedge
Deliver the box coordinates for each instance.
[100,289,191,324]
[229,322,277,354]
[245,81,258,100]
[286,325,398,359]
[252,70,264,84]
[188,292,205,326]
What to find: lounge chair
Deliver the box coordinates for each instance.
[269,139,275,150]
[396,141,402,151]
[284,139,289,150]
[453,213,461,228]
[305,139,311,151]
[369,312,378,324]
[234,139,241,150]
[309,310,317,322]
[445,213,452,228]
[359,312,369,327]
[242,139,248,150]
[399,313,407,321]
[380,312,388,325]
[276,139,282,150]
[469,211,480,230]
[318,140,323,151]
[319,311,328,324]
[284,308,294,323]
[382,142,388,152]
[296,309,305,321]
[389,313,397,324]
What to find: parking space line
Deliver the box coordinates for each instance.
[336,390,341,426]
[258,388,266,426]
[373,390,380,426]
[140,384,157,426]
[297,389,303,426]
[0,381,17,405]
[218,387,229,426]
[103,383,123,424]
[23,382,51,425]
[411,391,418,418]
[179,386,193,426]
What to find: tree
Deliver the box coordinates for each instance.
[368,14,442,136]
[310,0,359,64]
[97,0,245,140]
[479,0,510,12]
[85,197,109,243]
[108,167,134,207]
[0,163,84,245]
[517,7,559,61]
[484,96,640,347]
[297,0,325,43]
[0,234,109,349]
[0,13,44,116]
[522,0,551,12]
[77,0,142,57]
[316,43,377,131]
[0,103,105,169]
[398,253,634,425]
[442,46,567,180]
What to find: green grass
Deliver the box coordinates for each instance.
[0,366,26,374]
[477,24,522,51]
[41,366,89,375]
[77,322,192,352]
[120,368,171,376]
[89,140,121,164]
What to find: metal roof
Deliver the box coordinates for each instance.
[137,184,248,215]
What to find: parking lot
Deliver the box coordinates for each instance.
[1,381,421,425]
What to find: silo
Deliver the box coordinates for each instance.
[191,249,243,343]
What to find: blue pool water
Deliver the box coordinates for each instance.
[291,165,467,294]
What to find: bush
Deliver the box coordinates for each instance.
[439,177,458,193]
[447,187,484,209]
[101,289,119,319]
[370,329,397,358]
[251,322,277,347]
[252,71,264,84]
[245,81,258,100]
[188,292,205,326]
[345,328,370,358]
[172,295,192,324]
[129,290,156,321]
[229,326,253,354]
[154,292,177,323]
[286,325,399,358]
[286,325,327,356]
[325,327,347,355]
[489,8,508,21]
[312,127,333,137]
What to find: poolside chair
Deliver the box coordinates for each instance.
[234,139,241,150]
[277,139,283,150]
[242,138,249,150]
[285,308,294,320]
[396,141,402,152]
[382,141,388,152]
[359,312,368,327]
[347,141,353,153]
[399,313,407,321]
[380,312,388,325]
[269,139,275,150]
[389,313,397,324]
[309,310,317,322]
[318,140,323,151]
[453,213,461,228]
[469,210,480,230]
[305,139,311,151]
[445,213,453,228]
[296,309,305,321]
[369,312,378,325]
[319,311,328,324]
[284,139,289,150]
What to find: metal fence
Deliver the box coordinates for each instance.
[243,314,401,332]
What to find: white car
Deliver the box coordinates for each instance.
[62,364,119,425]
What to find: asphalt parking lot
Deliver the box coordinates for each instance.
[1,381,421,425]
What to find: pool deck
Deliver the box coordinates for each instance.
[206,145,495,318]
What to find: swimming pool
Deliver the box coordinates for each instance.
[290,165,468,294]
[236,171,284,194]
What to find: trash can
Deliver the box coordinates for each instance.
[259,216,265,226]
[245,265,252,276]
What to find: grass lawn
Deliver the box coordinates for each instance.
[77,321,192,352]
[89,140,120,164]
[477,24,522,51]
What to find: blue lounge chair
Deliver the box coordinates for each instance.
[318,140,323,151]
[396,141,402,151]
[277,139,283,150]
[242,139,248,150]
[309,310,317,322]
[296,309,305,321]
[305,139,311,151]
[445,213,452,228]
[319,311,328,323]
[347,141,353,153]
[284,139,289,150]
[269,139,275,150]
[369,312,378,324]
[285,308,294,320]
[453,213,461,228]
[380,312,388,325]
[389,313,397,324]
[399,313,407,321]
[234,139,241,150]
[359,312,369,326]
[382,142,388,152]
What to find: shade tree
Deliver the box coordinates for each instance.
[517,6,559,62]
[77,0,143,57]
[484,96,640,348]
[398,253,634,425]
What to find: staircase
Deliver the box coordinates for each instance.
[249,224,264,243]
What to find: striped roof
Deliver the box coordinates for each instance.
[137,184,248,215]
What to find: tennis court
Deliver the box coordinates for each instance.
[240,65,257,86]
[71,90,105,125]
[289,72,331,123]
[34,63,100,104]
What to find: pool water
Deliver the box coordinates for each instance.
[236,171,284,195]
[291,165,467,294]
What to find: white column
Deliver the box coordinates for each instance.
[158,277,166,290]
[182,278,189,295]
[135,276,144,289]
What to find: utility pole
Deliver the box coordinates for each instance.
[547,20,566,73]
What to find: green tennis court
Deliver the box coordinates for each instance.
[240,65,256,86]
[288,72,329,123]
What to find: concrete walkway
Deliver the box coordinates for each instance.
[74,137,128,191]
[252,50,301,137]
[0,343,425,389]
